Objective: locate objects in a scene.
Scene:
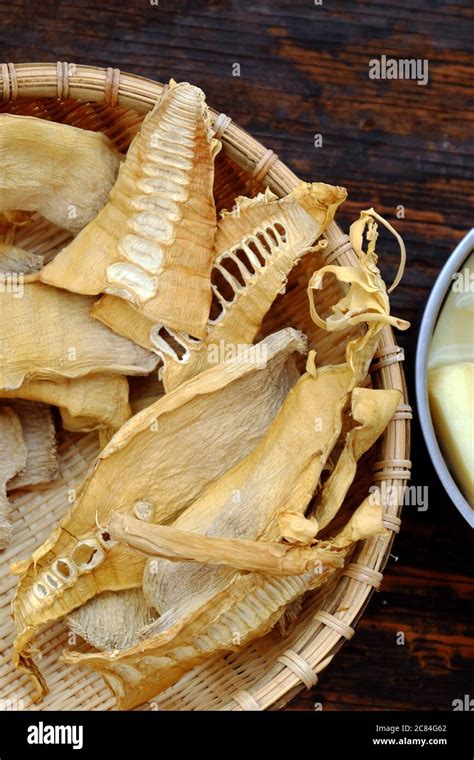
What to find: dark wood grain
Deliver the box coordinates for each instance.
[0,0,473,712]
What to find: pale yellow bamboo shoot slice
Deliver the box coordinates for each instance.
[313,387,401,531]
[0,281,159,391]
[0,114,121,233]
[1,374,131,432]
[40,80,221,338]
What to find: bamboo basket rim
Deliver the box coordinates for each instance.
[0,61,411,712]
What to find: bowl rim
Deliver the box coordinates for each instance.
[415,228,474,528]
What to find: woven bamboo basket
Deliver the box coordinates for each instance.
[0,62,411,712]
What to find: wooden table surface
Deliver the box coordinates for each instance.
[0,0,472,711]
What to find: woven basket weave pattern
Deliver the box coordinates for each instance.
[0,63,411,711]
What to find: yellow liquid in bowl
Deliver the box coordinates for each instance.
[428,253,474,507]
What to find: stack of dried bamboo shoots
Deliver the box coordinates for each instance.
[0,78,409,710]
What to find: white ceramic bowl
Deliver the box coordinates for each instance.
[416,228,474,528]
